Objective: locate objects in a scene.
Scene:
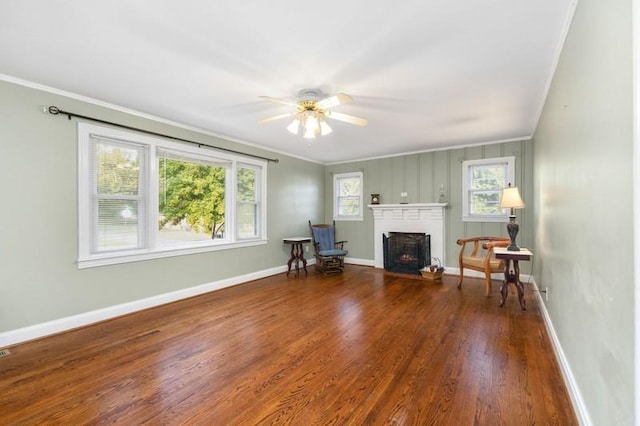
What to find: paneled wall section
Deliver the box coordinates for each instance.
[325,140,533,267]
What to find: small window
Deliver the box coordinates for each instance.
[333,171,363,221]
[462,157,515,222]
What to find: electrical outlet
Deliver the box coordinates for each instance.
[400,192,408,197]
[305,245,309,252]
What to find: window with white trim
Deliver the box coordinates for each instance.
[333,171,363,221]
[462,156,515,222]
[236,164,261,239]
[78,123,267,268]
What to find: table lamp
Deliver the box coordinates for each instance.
[499,183,525,251]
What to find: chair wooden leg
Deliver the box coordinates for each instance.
[484,271,492,297]
[457,266,464,289]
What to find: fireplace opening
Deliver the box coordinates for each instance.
[383,232,431,275]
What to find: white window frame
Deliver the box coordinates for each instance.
[333,171,364,221]
[78,123,267,269]
[235,162,264,241]
[462,156,515,222]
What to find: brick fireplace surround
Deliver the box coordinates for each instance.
[369,203,447,269]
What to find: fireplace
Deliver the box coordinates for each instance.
[383,232,431,275]
[369,203,447,270]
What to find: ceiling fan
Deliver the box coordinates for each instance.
[258,88,368,139]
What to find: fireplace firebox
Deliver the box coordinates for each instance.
[383,232,431,275]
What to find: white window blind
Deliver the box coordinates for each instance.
[237,165,260,239]
[90,136,147,253]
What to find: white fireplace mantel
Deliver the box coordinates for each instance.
[369,203,447,269]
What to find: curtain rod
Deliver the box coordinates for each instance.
[46,106,279,163]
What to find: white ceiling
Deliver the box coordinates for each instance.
[0,1,576,164]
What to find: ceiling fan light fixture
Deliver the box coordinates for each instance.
[304,112,319,137]
[258,89,367,139]
[286,118,301,135]
[319,119,332,136]
[303,124,316,139]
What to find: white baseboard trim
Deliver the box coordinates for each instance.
[345,257,375,267]
[0,265,289,348]
[531,280,591,426]
[0,261,518,348]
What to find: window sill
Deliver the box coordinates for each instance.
[462,215,509,223]
[78,238,268,269]
[333,216,364,222]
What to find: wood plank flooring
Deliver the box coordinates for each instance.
[0,266,577,425]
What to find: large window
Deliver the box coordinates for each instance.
[333,171,363,221]
[78,123,267,268]
[462,156,515,222]
[157,149,227,245]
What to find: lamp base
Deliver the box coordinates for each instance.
[506,216,520,252]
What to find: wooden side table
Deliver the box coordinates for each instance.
[493,247,533,311]
[283,237,311,277]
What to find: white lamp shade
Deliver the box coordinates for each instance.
[306,114,318,130]
[303,127,316,139]
[319,120,332,136]
[499,186,525,209]
[286,118,301,134]
[303,112,319,139]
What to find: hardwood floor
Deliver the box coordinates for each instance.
[1,266,577,425]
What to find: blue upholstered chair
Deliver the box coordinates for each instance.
[308,221,349,274]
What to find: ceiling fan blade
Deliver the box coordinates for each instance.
[258,95,299,107]
[327,111,368,126]
[258,112,295,124]
[316,92,353,109]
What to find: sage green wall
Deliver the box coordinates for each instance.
[325,141,534,268]
[0,80,325,333]
[533,0,634,424]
